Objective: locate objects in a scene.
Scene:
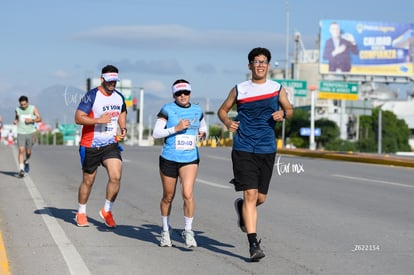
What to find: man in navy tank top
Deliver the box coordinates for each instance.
[218,47,293,261]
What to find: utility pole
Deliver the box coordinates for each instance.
[378,108,382,154]
[285,0,290,79]
[309,85,317,150]
[281,0,290,148]
[138,87,144,146]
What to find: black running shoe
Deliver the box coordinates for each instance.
[18,170,25,178]
[234,198,246,232]
[24,160,30,173]
[249,240,265,262]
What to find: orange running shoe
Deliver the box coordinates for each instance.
[99,208,116,228]
[75,213,89,227]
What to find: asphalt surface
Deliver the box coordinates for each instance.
[1,144,414,275]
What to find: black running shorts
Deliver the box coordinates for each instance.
[79,143,122,174]
[159,156,199,178]
[230,150,276,194]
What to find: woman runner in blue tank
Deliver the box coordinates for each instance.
[153,79,207,248]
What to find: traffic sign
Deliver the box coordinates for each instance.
[319,81,359,100]
[274,79,308,97]
[300,127,321,136]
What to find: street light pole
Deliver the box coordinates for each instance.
[378,108,382,154]
[138,87,144,146]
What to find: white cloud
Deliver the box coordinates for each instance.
[53,69,71,79]
[99,59,183,75]
[72,24,283,51]
[194,63,216,74]
[142,80,167,92]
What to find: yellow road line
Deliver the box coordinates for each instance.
[0,232,11,275]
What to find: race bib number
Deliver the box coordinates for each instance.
[20,114,32,123]
[101,117,118,136]
[175,134,196,150]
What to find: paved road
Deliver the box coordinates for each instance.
[1,144,414,275]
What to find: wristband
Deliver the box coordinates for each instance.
[122,128,127,132]
[283,111,287,119]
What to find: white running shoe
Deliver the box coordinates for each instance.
[182,230,197,248]
[160,230,172,247]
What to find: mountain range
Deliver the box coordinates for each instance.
[0,85,223,130]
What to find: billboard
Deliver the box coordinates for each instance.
[319,20,414,77]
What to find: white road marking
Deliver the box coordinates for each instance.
[333,174,414,188]
[12,147,90,275]
[197,178,232,189]
[205,155,230,161]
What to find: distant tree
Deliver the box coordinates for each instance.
[315,118,340,148]
[276,109,309,148]
[356,114,376,152]
[356,108,411,153]
[279,109,340,149]
[208,124,222,138]
[325,139,357,151]
[283,109,309,139]
[371,108,411,153]
[39,132,63,145]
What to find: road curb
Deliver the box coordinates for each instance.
[278,148,414,168]
[0,232,11,275]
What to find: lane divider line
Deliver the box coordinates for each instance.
[11,146,91,274]
[333,174,414,188]
[197,178,232,189]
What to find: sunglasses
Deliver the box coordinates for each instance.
[174,90,191,97]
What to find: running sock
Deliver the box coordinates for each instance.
[78,204,87,214]
[162,216,170,232]
[247,233,258,246]
[104,199,113,212]
[19,163,24,170]
[184,216,193,232]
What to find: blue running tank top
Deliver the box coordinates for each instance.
[157,102,204,162]
[233,79,282,154]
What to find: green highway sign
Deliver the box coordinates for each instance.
[274,79,307,97]
[319,81,359,100]
[319,81,358,93]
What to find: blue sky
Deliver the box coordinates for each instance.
[2,0,413,103]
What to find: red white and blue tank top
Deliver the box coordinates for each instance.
[77,87,126,148]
